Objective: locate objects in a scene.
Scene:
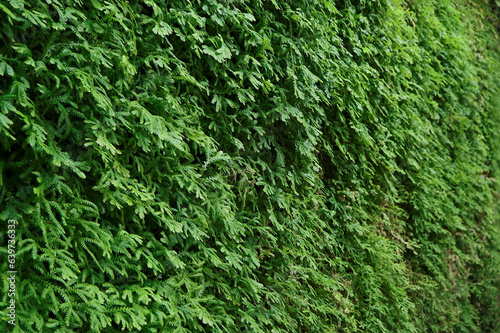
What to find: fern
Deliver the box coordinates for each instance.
[1,0,500,332]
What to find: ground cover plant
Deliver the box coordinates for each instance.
[1,0,500,332]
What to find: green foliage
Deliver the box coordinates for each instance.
[1,0,500,332]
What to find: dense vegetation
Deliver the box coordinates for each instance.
[1,0,500,332]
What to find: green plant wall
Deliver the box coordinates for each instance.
[1,0,500,332]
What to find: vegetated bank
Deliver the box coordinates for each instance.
[1,0,500,332]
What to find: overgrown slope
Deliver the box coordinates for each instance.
[1,0,500,332]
